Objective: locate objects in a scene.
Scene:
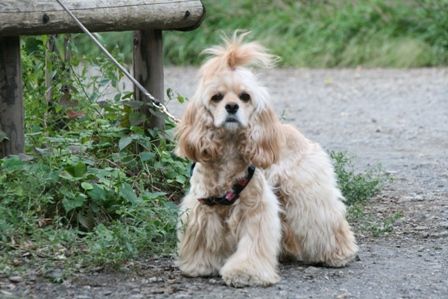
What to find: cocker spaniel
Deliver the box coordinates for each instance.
[175,33,358,287]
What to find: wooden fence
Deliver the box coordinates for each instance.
[0,0,204,157]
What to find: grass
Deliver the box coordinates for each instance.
[76,0,448,68]
[166,0,448,67]
[348,204,403,237]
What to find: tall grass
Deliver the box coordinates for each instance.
[163,0,448,67]
[80,0,448,67]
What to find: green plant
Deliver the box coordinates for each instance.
[331,151,388,205]
[348,204,403,237]
[1,35,187,272]
[332,151,399,237]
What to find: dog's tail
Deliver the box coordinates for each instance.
[200,31,278,75]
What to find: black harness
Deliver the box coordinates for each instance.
[190,163,256,206]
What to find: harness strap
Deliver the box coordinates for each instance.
[196,165,256,206]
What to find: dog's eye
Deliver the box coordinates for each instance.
[239,92,251,102]
[211,93,224,102]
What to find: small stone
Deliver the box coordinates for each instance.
[279,290,288,296]
[45,269,64,283]
[439,221,448,229]
[8,276,23,283]
[415,225,427,231]
[148,276,163,283]
[304,266,320,278]
[175,294,191,299]
[336,289,351,299]
[12,259,22,266]
[430,231,448,238]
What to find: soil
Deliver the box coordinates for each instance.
[1,68,447,299]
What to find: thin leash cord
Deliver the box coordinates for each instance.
[55,0,179,123]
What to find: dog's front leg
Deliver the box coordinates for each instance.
[177,197,228,277]
[220,187,281,287]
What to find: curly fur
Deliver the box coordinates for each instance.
[175,32,358,287]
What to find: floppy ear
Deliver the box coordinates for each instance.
[240,106,282,169]
[175,101,223,162]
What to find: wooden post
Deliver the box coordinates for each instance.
[133,29,164,129]
[0,36,24,157]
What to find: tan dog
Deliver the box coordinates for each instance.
[175,33,358,287]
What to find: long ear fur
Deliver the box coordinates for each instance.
[240,106,282,169]
[175,101,223,162]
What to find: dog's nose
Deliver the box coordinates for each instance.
[225,103,239,114]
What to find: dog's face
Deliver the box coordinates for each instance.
[175,35,282,168]
[202,69,262,130]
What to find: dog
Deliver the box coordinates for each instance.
[175,32,358,287]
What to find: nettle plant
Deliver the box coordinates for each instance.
[0,35,187,256]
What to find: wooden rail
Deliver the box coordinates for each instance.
[0,0,204,157]
[0,0,204,35]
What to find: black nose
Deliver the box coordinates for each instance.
[225,103,239,114]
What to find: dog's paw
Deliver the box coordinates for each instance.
[178,262,218,278]
[220,265,280,288]
[324,250,358,268]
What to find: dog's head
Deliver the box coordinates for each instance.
[176,32,282,168]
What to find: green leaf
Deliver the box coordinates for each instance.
[65,161,87,178]
[87,185,107,201]
[2,156,24,171]
[77,213,95,230]
[118,136,133,151]
[139,151,155,162]
[175,175,187,184]
[142,191,166,201]
[81,182,94,191]
[62,194,86,212]
[119,183,138,204]
[123,100,144,109]
[177,95,186,104]
[129,111,146,126]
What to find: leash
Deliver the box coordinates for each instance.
[55,0,179,123]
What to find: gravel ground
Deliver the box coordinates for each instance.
[2,68,447,298]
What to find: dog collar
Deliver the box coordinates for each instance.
[191,164,256,206]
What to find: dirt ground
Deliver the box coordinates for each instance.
[2,68,447,298]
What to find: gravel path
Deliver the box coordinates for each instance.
[3,68,448,298]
